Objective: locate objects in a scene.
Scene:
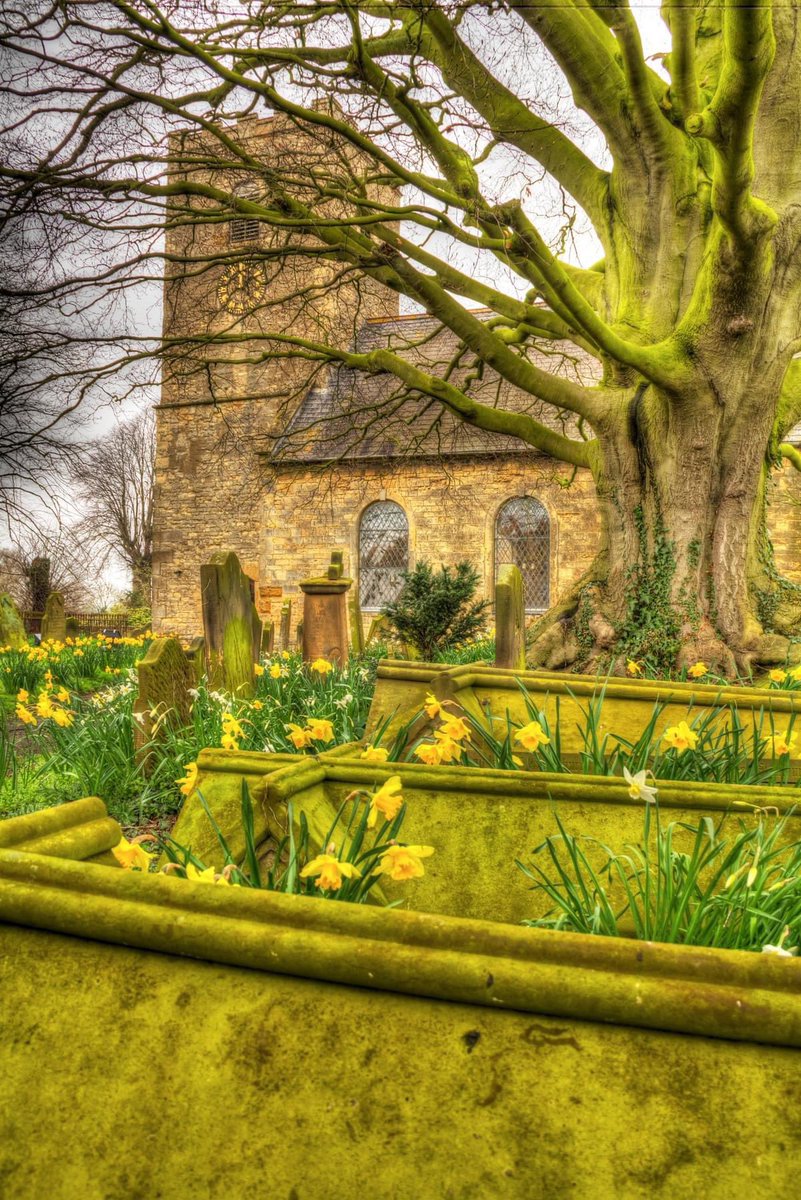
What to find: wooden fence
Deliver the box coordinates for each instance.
[22,612,130,637]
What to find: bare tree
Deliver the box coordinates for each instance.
[72,411,154,604]
[0,524,94,612]
[1,3,801,673]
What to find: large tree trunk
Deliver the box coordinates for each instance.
[529,375,801,676]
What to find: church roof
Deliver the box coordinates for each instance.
[270,310,597,464]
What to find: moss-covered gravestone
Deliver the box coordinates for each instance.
[299,551,351,666]
[494,564,526,671]
[201,552,262,697]
[40,592,66,643]
[133,637,194,766]
[0,593,27,650]
[184,636,206,684]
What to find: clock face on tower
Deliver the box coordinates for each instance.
[217,261,267,315]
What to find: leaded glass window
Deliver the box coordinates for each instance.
[360,501,409,610]
[495,497,550,614]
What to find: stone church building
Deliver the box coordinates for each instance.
[152,115,801,638]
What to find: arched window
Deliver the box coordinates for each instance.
[359,501,409,611]
[495,497,550,614]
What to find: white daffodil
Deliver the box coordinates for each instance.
[623,766,658,804]
[761,944,797,958]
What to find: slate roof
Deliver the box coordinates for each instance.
[270,310,597,463]
[267,309,801,464]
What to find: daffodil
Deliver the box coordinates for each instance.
[36,694,55,719]
[424,691,444,719]
[514,719,550,753]
[15,704,37,727]
[373,844,435,881]
[286,722,312,749]
[221,713,244,739]
[769,668,788,684]
[220,732,239,751]
[623,767,658,804]
[626,659,642,677]
[413,741,442,765]
[300,854,361,891]
[51,708,73,728]
[790,664,801,682]
[662,720,698,753]
[432,731,462,763]
[251,699,264,710]
[112,836,154,872]
[360,745,389,764]
[176,761,199,796]
[56,688,70,704]
[687,661,708,679]
[254,663,265,676]
[769,731,797,758]
[368,775,403,827]
[306,717,335,743]
[16,688,28,703]
[269,663,282,679]
[311,658,333,675]
[439,714,471,743]
[184,862,220,885]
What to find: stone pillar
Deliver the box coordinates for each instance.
[40,592,66,643]
[279,600,292,652]
[299,552,352,666]
[200,551,262,696]
[348,583,364,655]
[495,564,526,671]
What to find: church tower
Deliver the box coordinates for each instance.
[152,113,399,632]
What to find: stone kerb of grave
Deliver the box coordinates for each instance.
[40,592,67,643]
[0,592,27,649]
[133,637,194,766]
[494,563,526,671]
[200,551,262,697]
[299,550,351,666]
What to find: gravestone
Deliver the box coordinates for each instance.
[0,593,27,650]
[494,564,526,671]
[299,551,351,666]
[366,614,391,646]
[40,592,66,643]
[279,600,292,651]
[261,621,275,656]
[348,583,364,655]
[133,637,194,768]
[184,636,206,684]
[200,551,262,697]
[27,557,51,614]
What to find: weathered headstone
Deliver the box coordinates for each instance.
[261,621,274,656]
[27,557,51,614]
[40,592,66,643]
[0,593,27,649]
[348,583,364,655]
[133,637,194,769]
[200,551,262,696]
[299,552,351,666]
[279,600,292,651]
[494,564,526,671]
[366,614,391,646]
[65,616,80,639]
[184,636,206,684]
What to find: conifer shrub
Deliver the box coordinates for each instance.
[382,561,490,661]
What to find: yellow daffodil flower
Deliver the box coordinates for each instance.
[790,664,801,682]
[300,853,361,891]
[424,691,444,719]
[662,720,699,753]
[373,844,435,882]
[269,663,282,679]
[282,650,291,661]
[286,722,312,749]
[626,659,642,676]
[56,688,70,704]
[251,699,264,711]
[769,731,797,758]
[439,714,471,743]
[360,746,389,763]
[220,733,239,751]
[310,657,333,676]
[51,708,73,728]
[221,712,244,736]
[254,663,265,676]
[306,717,335,743]
[184,863,220,885]
[176,761,199,796]
[36,695,55,719]
[514,720,551,752]
[432,731,462,763]
[15,704,37,727]
[16,689,29,703]
[112,836,154,872]
[623,767,658,804]
[368,775,404,828]
[687,661,708,679]
[769,668,788,684]
[413,742,442,765]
